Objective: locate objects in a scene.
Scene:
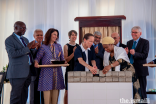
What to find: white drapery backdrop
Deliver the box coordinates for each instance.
[0,0,156,103]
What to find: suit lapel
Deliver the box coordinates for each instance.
[129,40,133,49]
[135,38,142,51]
[12,33,24,47]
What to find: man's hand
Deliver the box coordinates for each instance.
[31,43,39,49]
[36,43,41,50]
[102,65,111,74]
[27,41,35,49]
[27,40,39,49]
[130,49,135,55]
[125,47,129,54]
[95,46,98,54]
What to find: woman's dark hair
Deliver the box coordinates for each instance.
[68,30,77,37]
[44,28,59,45]
[83,33,94,40]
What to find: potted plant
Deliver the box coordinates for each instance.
[1,65,9,82]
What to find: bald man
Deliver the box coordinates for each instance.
[5,21,38,104]
[111,32,126,48]
[30,29,44,104]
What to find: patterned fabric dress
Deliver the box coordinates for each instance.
[109,56,142,100]
[35,43,65,91]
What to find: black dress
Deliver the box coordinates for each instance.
[65,43,79,90]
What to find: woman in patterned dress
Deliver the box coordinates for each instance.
[34,28,65,104]
[102,37,141,101]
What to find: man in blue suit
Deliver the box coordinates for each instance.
[5,21,38,104]
[93,31,104,70]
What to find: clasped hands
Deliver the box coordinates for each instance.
[27,40,39,49]
[89,65,98,74]
[125,47,135,55]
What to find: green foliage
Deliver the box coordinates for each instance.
[2,64,8,72]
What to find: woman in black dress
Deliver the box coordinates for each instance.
[63,30,79,104]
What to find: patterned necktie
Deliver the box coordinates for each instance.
[20,37,33,63]
[130,41,136,64]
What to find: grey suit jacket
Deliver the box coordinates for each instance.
[5,33,33,79]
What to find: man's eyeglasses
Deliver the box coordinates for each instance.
[131,32,139,34]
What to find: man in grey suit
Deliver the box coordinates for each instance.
[5,21,38,104]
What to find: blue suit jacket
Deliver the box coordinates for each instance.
[5,33,34,79]
[94,43,104,70]
[74,45,95,71]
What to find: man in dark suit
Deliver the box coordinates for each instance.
[93,31,104,70]
[125,26,149,101]
[5,21,38,104]
[111,32,127,48]
[30,29,44,104]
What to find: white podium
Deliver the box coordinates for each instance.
[68,83,133,104]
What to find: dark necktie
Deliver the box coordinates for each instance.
[130,41,136,64]
[20,37,33,63]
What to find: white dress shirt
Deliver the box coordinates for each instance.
[80,43,90,71]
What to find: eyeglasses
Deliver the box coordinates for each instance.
[131,32,139,34]
[95,36,101,39]
[17,26,27,30]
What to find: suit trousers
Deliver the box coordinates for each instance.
[30,76,44,104]
[9,71,31,104]
[43,90,59,104]
[138,76,147,100]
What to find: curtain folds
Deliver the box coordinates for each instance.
[82,26,120,42]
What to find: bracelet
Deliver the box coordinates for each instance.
[111,64,113,67]
[87,65,90,68]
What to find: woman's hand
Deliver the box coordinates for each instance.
[93,65,98,70]
[73,46,77,52]
[64,61,68,64]
[148,61,154,68]
[34,61,39,68]
[102,65,111,74]
[89,66,97,74]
